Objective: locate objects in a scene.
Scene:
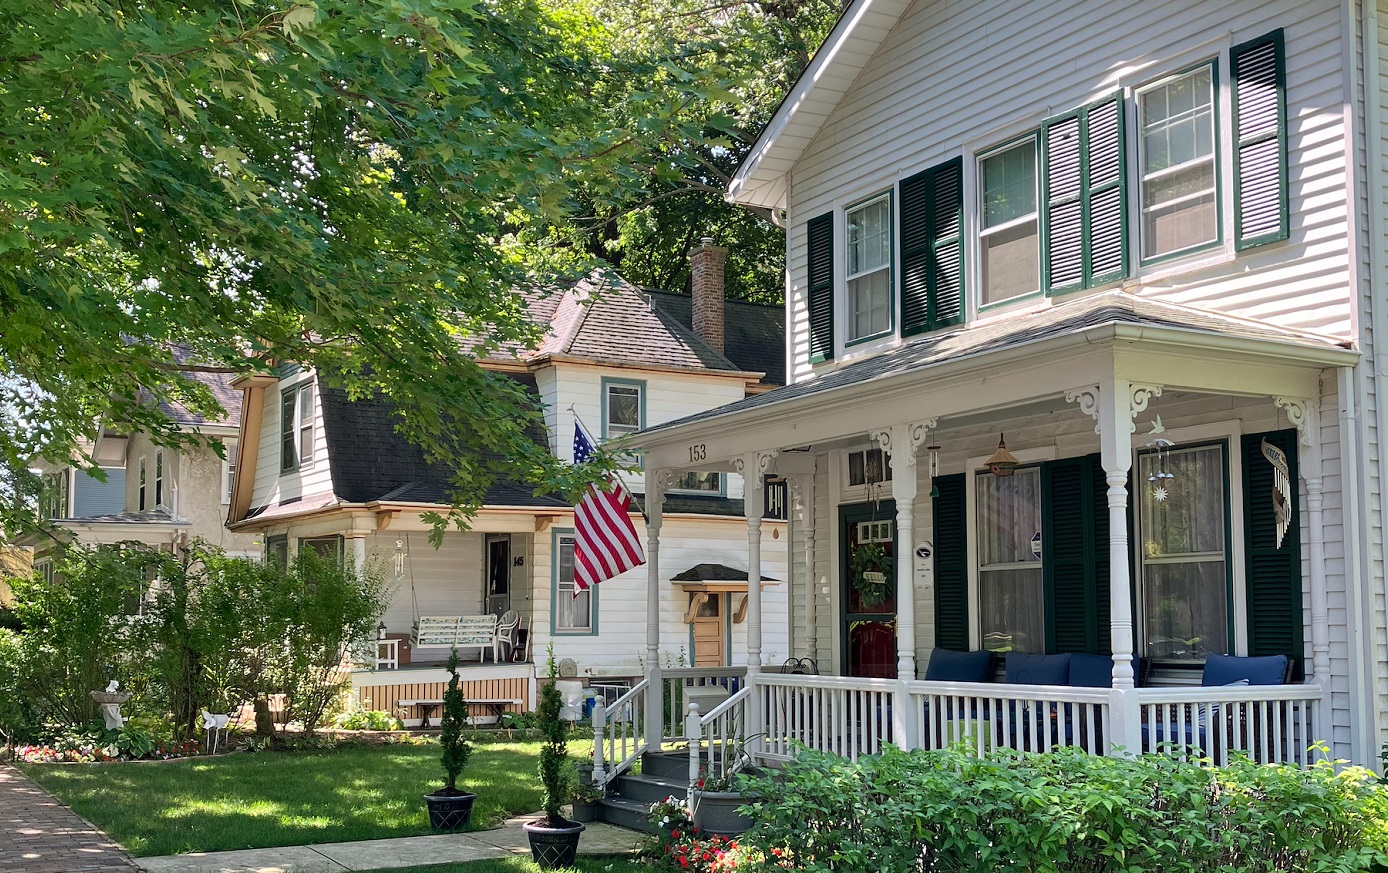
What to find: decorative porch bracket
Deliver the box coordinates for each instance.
[644,468,672,751]
[1276,395,1331,750]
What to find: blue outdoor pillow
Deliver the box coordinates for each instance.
[923,648,993,682]
[1201,653,1289,686]
[1067,653,1114,688]
[1005,652,1071,685]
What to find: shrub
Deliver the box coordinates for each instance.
[436,648,472,794]
[335,709,404,731]
[536,646,571,825]
[738,745,1388,873]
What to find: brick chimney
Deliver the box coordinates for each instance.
[688,237,728,355]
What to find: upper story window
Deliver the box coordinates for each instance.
[281,382,315,474]
[845,194,893,342]
[222,438,238,505]
[603,379,643,440]
[1138,63,1218,261]
[42,470,69,520]
[138,456,147,511]
[154,449,168,510]
[979,136,1040,306]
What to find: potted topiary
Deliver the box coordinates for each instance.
[423,649,475,830]
[523,646,584,868]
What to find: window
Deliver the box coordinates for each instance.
[154,450,167,510]
[976,467,1044,653]
[138,456,147,511]
[266,535,289,568]
[979,137,1040,304]
[671,471,720,493]
[281,383,314,473]
[554,533,594,633]
[36,560,55,584]
[222,439,238,505]
[299,535,344,564]
[1138,64,1218,260]
[845,194,892,341]
[42,470,69,520]
[846,448,892,487]
[1138,443,1229,662]
[603,380,643,440]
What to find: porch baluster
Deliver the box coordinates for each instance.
[591,698,607,785]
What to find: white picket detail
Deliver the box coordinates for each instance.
[757,673,896,762]
[1137,684,1322,766]
[593,679,647,787]
[905,680,1112,756]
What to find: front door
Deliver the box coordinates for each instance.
[486,536,511,615]
[689,593,726,667]
[841,501,897,678]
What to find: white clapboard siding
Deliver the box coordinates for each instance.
[373,532,488,636]
[248,372,334,514]
[785,0,1351,383]
[1367,0,1388,761]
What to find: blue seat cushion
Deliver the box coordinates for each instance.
[923,649,993,682]
[1201,653,1288,686]
[1005,652,1071,685]
[1067,653,1114,688]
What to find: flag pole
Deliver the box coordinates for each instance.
[569,406,649,525]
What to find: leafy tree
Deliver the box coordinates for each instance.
[1,0,708,534]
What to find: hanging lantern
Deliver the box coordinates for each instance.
[985,434,1020,477]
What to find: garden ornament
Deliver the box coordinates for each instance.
[201,710,231,754]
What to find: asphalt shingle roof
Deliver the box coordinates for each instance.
[643,290,785,385]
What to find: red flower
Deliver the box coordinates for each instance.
[672,830,680,839]
[679,858,689,868]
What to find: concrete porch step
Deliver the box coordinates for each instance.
[612,772,686,806]
[597,795,660,835]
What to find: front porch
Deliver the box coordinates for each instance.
[605,299,1359,779]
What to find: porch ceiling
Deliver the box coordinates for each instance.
[633,293,1358,470]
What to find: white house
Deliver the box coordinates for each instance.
[225,253,789,722]
[613,0,1388,777]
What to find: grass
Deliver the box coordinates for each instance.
[362,860,652,873]
[18,738,564,857]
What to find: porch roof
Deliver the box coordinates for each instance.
[631,293,1357,464]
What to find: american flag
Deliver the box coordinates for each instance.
[572,419,645,595]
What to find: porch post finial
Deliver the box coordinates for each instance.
[643,468,670,752]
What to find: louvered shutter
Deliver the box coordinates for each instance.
[1090,454,1112,654]
[1241,430,1302,674]
[1232,30,1289,249]
[901,158,964,336]
[1044,459,1092,653]
[1043,95,1127,293]
[933,474,969,651]
[806,213,835,362]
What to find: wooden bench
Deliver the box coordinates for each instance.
[398,698,523,727]
[411,615,500,661]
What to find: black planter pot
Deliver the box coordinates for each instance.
[424,791,476,831]
[523,818,585,869]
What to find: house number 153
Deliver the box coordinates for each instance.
[688,444,707,462]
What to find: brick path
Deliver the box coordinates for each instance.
[0,764,137,872]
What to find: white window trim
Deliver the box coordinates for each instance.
[667,470,722,495]
[138,455,148,512]
[222,438,238,505]
[298,384,315,471]
[842,192,895,347]
[553,532,595,634]
[154,450,170,512]
[976,134,1043,311]
[840,445,894,504]
[279,377,316,475]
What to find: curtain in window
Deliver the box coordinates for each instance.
[977,469,1044,653]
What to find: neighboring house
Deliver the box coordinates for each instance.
[20,368,259,576]
[225,246,789,722]
[621,0,1388,774]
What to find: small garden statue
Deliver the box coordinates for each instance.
[423,649,476,830]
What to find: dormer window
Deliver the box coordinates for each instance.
[280,382,315,474]
[845,194,893,343]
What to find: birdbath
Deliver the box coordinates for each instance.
[90,690,132,730]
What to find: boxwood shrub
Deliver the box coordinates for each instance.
[739,745,1388,872]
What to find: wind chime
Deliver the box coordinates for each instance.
[1146,438,1175,502]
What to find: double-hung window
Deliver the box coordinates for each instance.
[554,533,594,633]
[222,439,238,505]
[1138,443,1229,662]
[845,194,892,342]
[281,382,315,473]
[976,467,1044,653]
[1138,63,1218,260]
[671,471,720,493]
[604,382,642,440]
[979,137,1040,305]
[154,450,167,510]
[138,457,148,511]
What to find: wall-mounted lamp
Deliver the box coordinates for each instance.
[377,621,387,641]
[985,434,1020,477]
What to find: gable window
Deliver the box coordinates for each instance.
[672,471,720,493]
[281,382,315,473]
[1138,443,1229,662]
[553,532,595,634]
[845,194,892,342]
[222,439,238,505]
[1138,63,1218,260]
[846,448,892,487]
[603,380,643,440]
[976,467,1044,653]
[154,450,168,510]
[979,137,1040,305]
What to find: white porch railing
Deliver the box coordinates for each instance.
[592,679,647,787]
[679,673,1326,773]
[661,667,747,742]
[1137,683,1323,767]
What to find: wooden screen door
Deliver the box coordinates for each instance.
[841,500,898,678]
[689,593,726,667]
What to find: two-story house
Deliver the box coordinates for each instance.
[20,367,259,577]
[620,0,1388,773]
[225,248,789,723]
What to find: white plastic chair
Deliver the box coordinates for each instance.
[495,609,520,661]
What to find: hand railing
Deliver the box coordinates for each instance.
[592,678,647,787]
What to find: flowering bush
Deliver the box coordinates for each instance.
[12,733,205,763]
[646,795,752,872]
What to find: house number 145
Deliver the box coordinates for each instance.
[687,444,707,462]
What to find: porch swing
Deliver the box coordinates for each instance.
[402,536,500,661]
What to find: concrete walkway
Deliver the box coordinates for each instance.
[136,814,643,873]
[0,763,139,873]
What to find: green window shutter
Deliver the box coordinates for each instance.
[806,213,835,362]
[1241,429,1302,671]
[1042,455,1110,654]
[1090,454,1112,655]
[1232,29,1289,249]
[932,474,968,651]
[1043,95,1127,294]
[900,157,964,336]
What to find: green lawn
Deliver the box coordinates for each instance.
[364,860,651,873]
[18,739,560,857]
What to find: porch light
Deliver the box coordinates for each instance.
[377,621,387,641]
[985,434,1020,477]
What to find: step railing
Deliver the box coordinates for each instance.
[1135,683,1323,767]
[685,684,752,787]
[660,666,747,742]
[592,678,648,787]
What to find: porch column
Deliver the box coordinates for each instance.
[795,475,818,661]
[644,468,668,751]
[737,451,777,673]
[872,421,933,681]
[348,532,368,572]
